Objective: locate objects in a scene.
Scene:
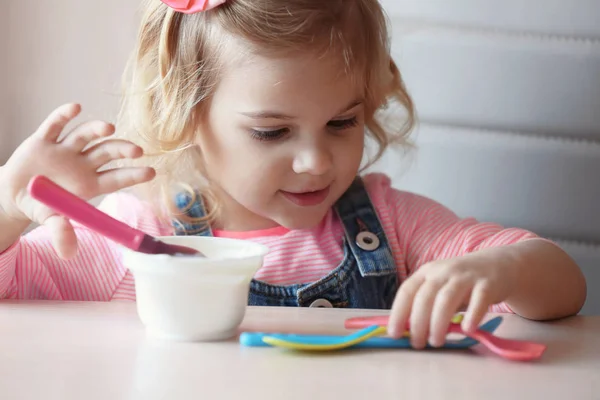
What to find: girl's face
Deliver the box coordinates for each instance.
[198,48,365,231]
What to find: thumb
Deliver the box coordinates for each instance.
[44,215,78,259]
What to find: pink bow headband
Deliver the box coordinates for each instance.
[160,0,226,14]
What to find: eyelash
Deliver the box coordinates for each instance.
[250,116,359,142]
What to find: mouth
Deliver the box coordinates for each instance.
[280,186,331,207]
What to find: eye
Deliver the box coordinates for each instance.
[328,116,359,130]
[249,128,289,142]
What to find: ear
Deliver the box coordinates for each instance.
[189,110,211,152]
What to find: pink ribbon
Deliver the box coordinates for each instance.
[160,0,227,14]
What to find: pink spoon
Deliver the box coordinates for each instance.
[345,315,546,361]
[27,175,204,257]
[446,323,546,361]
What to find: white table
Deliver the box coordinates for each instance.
[0,301,598,400]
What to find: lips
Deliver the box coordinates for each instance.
[281,186,330,207]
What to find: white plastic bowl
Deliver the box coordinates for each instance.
[122,236,269,342]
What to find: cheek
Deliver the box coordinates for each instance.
[201,137,287,193]
[221,151,290,211]
[236,149,288,186]
[197,126,248,173]
[335,133,365,168]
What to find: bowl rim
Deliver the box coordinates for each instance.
[121,235,270,268]
[157,235,270,257]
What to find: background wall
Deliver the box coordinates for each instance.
[0,9,8,158]
[1,1,598,314]
[1,1,140,162]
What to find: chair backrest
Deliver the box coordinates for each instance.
[372,0,600,315]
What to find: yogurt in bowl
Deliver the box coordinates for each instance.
[122,236,269,342]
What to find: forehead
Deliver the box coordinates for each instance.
[212,41,364,112]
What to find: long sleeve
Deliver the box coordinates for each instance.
[397,195,539,272]
[397,191,539,313]
[0,192,173,300]
[363,173,541,313]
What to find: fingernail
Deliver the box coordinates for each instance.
[387,326,398,338]
[461,320,473,332]
[411,338,425,349]
[428,336,439,348]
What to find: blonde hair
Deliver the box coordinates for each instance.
[117,0,415,226]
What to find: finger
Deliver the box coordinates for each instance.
[96,167,156,194]
[409,279,445,349]
[35,103,82,142]
[428,279,472,347]
[83,140,143,168]
[60,121,116,151]
[388,274,425,338]
[462,281,493,333]
[45,215,78,260]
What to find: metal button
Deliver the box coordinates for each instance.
[309,299,333,308]
[356,231,380,251]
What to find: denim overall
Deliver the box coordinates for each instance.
[173,177,400,309]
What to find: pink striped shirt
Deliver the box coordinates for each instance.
[0,173,537,311]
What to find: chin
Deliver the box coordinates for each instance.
[274,209,330,230]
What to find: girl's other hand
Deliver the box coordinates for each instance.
[387,251,517,348]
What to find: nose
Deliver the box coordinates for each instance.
[292,143,333,176]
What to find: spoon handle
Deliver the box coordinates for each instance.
[27,175,146,251]
[448,325,546,361]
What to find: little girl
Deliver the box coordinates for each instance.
[0,0,586,349]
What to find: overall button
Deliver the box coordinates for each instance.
[356,231,380,251]
[309,299,333,308]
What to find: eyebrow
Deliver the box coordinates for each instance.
[239,98,364,120]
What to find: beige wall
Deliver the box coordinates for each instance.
[0,9,8,161]
[1,1,141,163]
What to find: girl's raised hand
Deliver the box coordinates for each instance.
[0,103,155,259]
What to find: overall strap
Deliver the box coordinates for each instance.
[333,177,396,277]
